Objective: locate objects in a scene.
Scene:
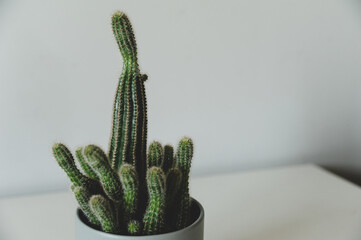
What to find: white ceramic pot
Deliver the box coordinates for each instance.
[75,198,204,240]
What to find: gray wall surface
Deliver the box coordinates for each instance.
[1,0,361,196]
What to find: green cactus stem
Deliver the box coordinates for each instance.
[75,147,98,180]
[163,145,174,173]
[165,168,182,230]
[143,167,166,234]
[127,220,140,235]
[175,137,194,230]
[108,11,148,187]
[89,195,118,233]
[53,143,91,188]
[166,168,182,206]
[71,185,100,225]
[147,141,163,168]
[119,164,139,221]
[84,145,123,202]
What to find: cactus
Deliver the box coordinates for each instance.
[71,185,100,225]
[90,195,118,233]
[84,145,123,202]
[119,164,138,222]
[175,137,194,230]
[52,10,195,236]
[75,147,98,180]
[147,141,163,168]
[53,143,90,188]
[128,220,140,235]
[163,145,175,173]
[143,167,166,234]
[166,168,182,207]
[165,168,183,230]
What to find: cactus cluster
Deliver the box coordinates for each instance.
[52,11,194,235]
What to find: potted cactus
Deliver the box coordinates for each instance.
[52,10,204,240]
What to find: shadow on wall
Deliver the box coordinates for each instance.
[322,166,361,187]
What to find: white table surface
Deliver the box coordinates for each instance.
[1,164,361,240]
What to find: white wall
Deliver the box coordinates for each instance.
[1,0,361,197]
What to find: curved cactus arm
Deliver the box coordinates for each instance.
[89,195,118,233]
[71,185,100,225]
[84,145,123,202]
[119,164,139,221]
[163,145,174,173]
[75,147,98,180]
[147,141,163,168]
[52,143,90,187]
[175,137,193,230]
[143,167,166,235]
[127,220,140,235]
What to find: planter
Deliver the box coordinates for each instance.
[75,198,204,240]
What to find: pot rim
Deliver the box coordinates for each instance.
[76,198,204,238]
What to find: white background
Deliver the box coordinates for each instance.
[0,0,360,197]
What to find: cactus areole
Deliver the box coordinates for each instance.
[52,11,203,238]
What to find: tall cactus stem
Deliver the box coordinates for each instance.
[108,11,147,180]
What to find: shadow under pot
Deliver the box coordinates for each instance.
[75,198,204,240]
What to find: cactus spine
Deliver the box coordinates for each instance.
[52,11,195,236]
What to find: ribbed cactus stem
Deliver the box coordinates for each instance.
[143,167,166,235]
[75,147,98,180]
[163,145,174,173]
[52,143,89,187]
[165,168,182,230]
[175,137,193,229]
[84,145,123,202]
[166,168,182,206]
[71,185,100,225]
[147,141,163,168]
[127,220,140,235]
[119,164,139,221]
[108,11,147,186]
[89,195,118,233]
